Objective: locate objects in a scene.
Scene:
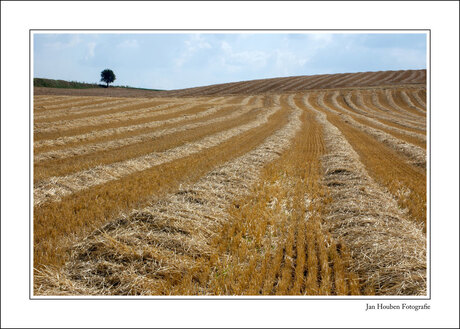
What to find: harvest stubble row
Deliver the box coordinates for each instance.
[33,85,426,295]
[33,94,290,269]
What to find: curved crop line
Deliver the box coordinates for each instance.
[34,96,90,108]
[332,71,370,88]
[372,92,426,127]
[34,96,210,121]
[379,70,406,84]
[271,76,307,92]
[34,100,193,132]
[318,92,426,168]
[302,93,426,296]
[385,90,425,119]
[34,98,133,121]
[37,95,303,295]
[344,92,426,140]
[400,70,419,84]
[34,101,262,162]
[351,71,384,87]
[34,97,279,206]
[346,71,382,87]
[356,91,425,131]
[412,90,427,108]
[400,90,426,113]
[34,97,117,115]
[33,96,257,149]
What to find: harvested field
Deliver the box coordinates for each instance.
[33,70,427,296]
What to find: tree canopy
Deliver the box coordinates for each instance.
[100,69,116,87]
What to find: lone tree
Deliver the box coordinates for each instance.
[100,69,116,87]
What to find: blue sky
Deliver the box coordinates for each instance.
[33,32,427,90]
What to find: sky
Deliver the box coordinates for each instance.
[33,32,427,90]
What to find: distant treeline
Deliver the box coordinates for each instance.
[34,78,163,91]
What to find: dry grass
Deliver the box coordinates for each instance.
[371,91,426,128]
[389,89,426,116]
[343,91,427,142]
[33,101,277,201]
[319,92,426,168]
[33,72,427,296]
[34,102,198,135]
[33,104,263,181]
[304,94,426,295]
[33,96,257,151]
[34,100,262,162]
[334,95,427,150]
[199,95,363,295]
[383,90,426,121]
[34,96,254,143]
[355,90,426,132]
[34,97,135,121]
[33,95,289,271]
[35,95,367,296]
[310,93,427,231]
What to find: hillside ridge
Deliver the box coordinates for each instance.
[34,69,426,98]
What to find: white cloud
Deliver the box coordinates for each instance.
[45,35,81,50]
[175,34,212,68]
[221,41,232,52]
[85,42,96,59]
[117,39,139,48]
[274,50,308,76]
[186,34,211,51]
[219,41,269,72]
[307,33,334,46]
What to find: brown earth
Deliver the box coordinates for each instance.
[34,69,426,98]
[33,69,427,296]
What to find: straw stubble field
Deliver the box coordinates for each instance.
[33,70,427,296]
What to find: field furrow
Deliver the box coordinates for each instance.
[347,71,383,86]
[34,95,68,103]
[356,91,426,131]
[353,71,387,86]
[34,96,90,108]
[201,95,362,295]
[335,72,371,87]
[34,101,196,133]
[33,102,264,180]
[318,92,426,167]
[35,97,260,155]
[290,74,330,91]
[33,70,428,296]
[272,76,307,92]
[372,92,426,128]
[340,92,426,147]
[33,94,291,278]
[310,93,427,229]
[400,90,426,114]
[386,89,426,118]
[34,103,214,141]
[400,70,419,83]
[37,95,299,293]
[380,70,405,84]
[35,104,264,163]
[303,95,426,295]
[34,99,281,205]
[413,89,427,107]
[34,96,256,150]
[34,98,159,121]
[36,94,359,296]
[34,97,127,114]
[392,89,427,116]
